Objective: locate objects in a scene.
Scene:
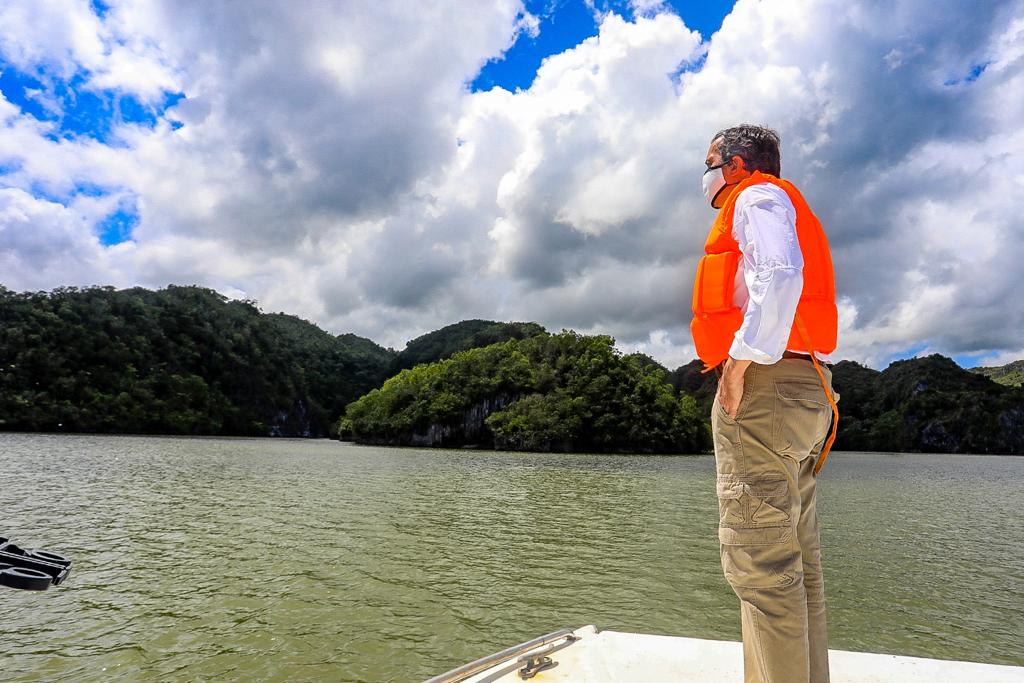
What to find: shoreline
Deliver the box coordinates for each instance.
[2,431,1021,457]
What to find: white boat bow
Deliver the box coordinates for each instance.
[424,624,1024,682]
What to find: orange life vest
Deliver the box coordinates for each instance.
[690,171,840,474]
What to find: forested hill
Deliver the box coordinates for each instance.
[343,338,1024,455]
[392,320,546,372]
[3,284,1022,453]
[341,331,710,454]
[970,360,1024,387]
[0,285,395,436]
[671,353,1024,454]
[0,286,548,437]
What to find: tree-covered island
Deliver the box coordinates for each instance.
[340,330,708,453]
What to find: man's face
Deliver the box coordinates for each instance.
[703,138,733,209]
[704,138,750,186]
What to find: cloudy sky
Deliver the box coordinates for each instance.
[1,0,1021,371]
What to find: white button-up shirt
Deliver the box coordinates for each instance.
[728,182,833,364]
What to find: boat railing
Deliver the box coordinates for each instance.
[422,627,579,683]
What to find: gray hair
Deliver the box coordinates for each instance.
[711,124,781,177]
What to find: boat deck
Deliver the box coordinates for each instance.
[427,625,1024,683]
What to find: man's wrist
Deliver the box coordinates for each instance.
[723,355,753,378]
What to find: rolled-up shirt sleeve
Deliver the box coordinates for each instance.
[728,184,804,364]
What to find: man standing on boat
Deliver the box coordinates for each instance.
[690,124,841,683]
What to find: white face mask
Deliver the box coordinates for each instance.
[702,161,730,209]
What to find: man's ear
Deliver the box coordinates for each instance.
[726,155,753,181]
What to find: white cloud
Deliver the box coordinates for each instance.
[0,0,179,101]
[0,0,1022,370]
[0,187,132,290]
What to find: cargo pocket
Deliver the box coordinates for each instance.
[717,478,798,589]
[747,479,790,526]
[716,478,792,546]
[772,379,829,459]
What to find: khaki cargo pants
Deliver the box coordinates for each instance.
[711,357,839,683]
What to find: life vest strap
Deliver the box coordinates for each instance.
[793,312,839,475]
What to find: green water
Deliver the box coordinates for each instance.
[1,433,1021,681]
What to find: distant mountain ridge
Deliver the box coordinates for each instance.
[0,286,546,437]
[970,360,1024,387]
[2,284,1022,453]
[672,353,1024,455]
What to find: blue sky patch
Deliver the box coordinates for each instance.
[27,183,67,206]
[0,62,184,143]
[96,202,139,246]
[90,0,110,19]
[471,0,601,92]
[964,62,990,82]
[669,50,707,91]
[944,61,991,87]
[470,0,734,92]
[658,0,736,39]
[880,342,929,369]
[0,159,24,176]
[951,350,996,369]
[879,343,990,370]
[72,182,112,198]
